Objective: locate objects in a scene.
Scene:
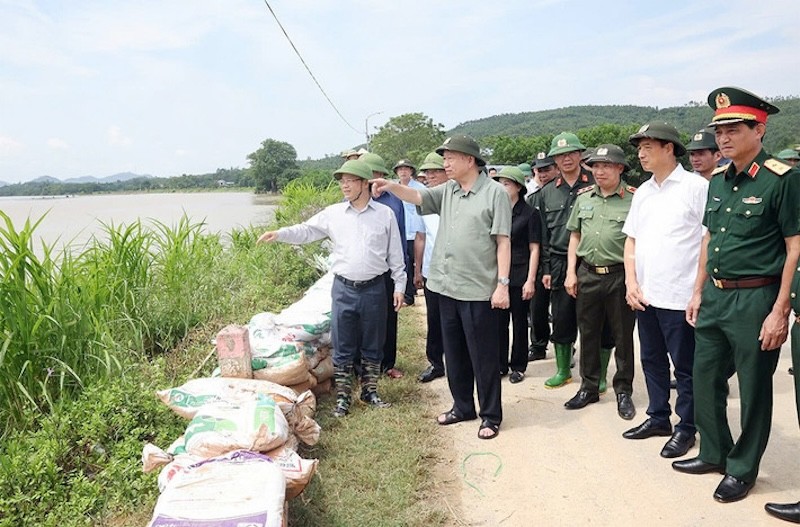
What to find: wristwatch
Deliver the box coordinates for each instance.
[498,277,510,286]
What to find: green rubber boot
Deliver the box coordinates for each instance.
[544,343,573,389]
[599,348,613,394]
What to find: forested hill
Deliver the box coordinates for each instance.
[449,97,800,152]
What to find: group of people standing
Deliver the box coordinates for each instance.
[259,85,800,522]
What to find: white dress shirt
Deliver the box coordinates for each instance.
[622,165,708,310]
[277,199,406,293]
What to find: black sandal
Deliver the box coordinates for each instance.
[478,420,500,440]
[437,409,477,426]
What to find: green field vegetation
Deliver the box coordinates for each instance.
[0,178,448,526]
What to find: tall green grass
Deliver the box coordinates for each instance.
[0,189,337,433]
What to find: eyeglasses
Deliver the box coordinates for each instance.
[338,177,362,186]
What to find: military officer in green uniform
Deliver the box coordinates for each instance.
[776,149,800,167]
[532,132,615,389]
[764,265,800,523]
[686,128,723,180]
[562,145,637,419]
[674,87,800,504]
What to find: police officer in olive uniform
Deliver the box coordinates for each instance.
[532,133,615,389]
[562,145,637,419]
[764,265,800,523]
[686,128,723,180]
[674,87,800,504]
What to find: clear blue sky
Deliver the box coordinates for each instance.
[1,0,798,183]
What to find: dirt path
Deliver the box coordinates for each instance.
[421,305,800,526]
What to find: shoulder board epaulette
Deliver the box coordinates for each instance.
[625,185,636,193]
[711,163,730,177]
[576,184,595,195]
[764,158,792,176]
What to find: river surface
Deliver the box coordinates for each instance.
[0,192,277,255]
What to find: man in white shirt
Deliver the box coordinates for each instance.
[621,122,708,458]
[258,159,406,418]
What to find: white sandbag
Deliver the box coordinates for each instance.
[251,346,309,386]
[157,377,320,446]
[265,444,318,500]
[178,395,290,458]
[146,450,286,527]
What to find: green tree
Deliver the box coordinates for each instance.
[247,139,299,192]
[370,113,446,167]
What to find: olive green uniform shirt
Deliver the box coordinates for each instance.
[703,149,800,279]
[418,172,512,301]
[529,169,594,275]
[566,182,634,266]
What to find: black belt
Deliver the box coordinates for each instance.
[580,261,624,275]
[335,274,382,288]
[710,276,780,289]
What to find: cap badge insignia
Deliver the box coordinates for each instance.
[537,152,545,159]
[742,196,762,205]
[557,138,567,147]
[596,147,609,155]
[693,133,703,141]
[716,92,731,109]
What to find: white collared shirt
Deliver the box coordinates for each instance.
[622,165,708,310]
[277,199,406,293]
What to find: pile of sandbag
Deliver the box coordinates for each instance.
[218,271,336,396]
[142,270,337,526]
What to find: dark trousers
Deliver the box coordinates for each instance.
[439,295,502,425]
[331,277,387,368]
[423,280,445,374]
[404,240,416,304]
[694,282,781,482]
[380,272,399,372]
[576,266,635,394]
[499,285,530,373]
[550,255,614,347]
[529,274,551,350]
[637,305,696,433]
[549,255,578,344]
[792,322,800,427]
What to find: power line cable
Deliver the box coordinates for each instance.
[262,0,361,135]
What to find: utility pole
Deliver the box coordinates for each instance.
[365,111,383,150]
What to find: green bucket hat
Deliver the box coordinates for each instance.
[629,121,686,157]
[333,159,373,181]
[392,159,417,175]
[776,149,800,161]
[419,152,444,171]
[532,151,555,169]
[435,134,486,166]
[360,152,390,176]
[547,132,586,157]
[492,166,527,196]
[686,128,718,152]
[586,144,630,171]
[517,162,532,177]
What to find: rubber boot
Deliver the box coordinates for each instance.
[332,365,353,417]
[359,359,391,408]
[598,348,613,394]
[544,343,573,389]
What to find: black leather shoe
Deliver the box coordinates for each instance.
[714,474,754,503]
[765,501,800,523]
[616,393,636,420]
[418,365,445,383]
[660,430,696,458]
[564,389,599,409]
[509,371,525,384]
[622,418,672,440]
[672,457,725,475]
[528,348,546,361]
